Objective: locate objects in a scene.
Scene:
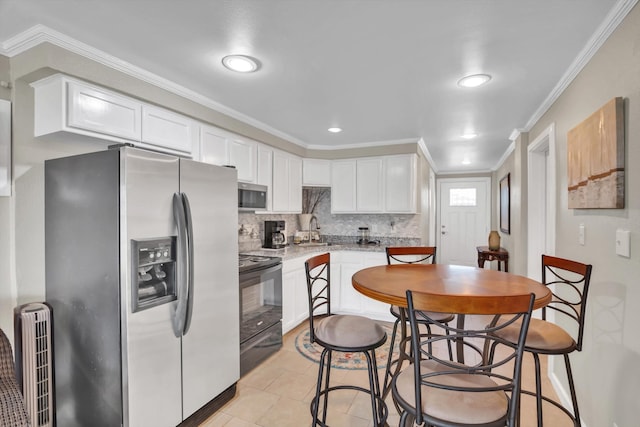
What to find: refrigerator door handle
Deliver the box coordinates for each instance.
[181,192,195,335]
[172,192,189,337]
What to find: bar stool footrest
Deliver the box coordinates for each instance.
[311,384,388,427]
[520,388,578,425]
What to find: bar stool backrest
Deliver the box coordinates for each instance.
[541,254,593,351]
[305,252,331,344]
[405,290,535,427]
[386,246,437,265]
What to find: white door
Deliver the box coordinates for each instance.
[437,178,490,266]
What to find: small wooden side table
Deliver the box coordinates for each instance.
[476,246,509,272]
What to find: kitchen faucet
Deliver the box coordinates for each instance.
[309,215,320,242]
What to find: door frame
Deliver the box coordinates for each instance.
[527,123,557,280]
[436,177,491,264]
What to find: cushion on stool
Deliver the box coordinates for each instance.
[315,314,385,348]
[394,360,508,425]
[494,318,576,352]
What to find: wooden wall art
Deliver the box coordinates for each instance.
[567,97,624,209]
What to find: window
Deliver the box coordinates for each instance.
[449,188,477,206]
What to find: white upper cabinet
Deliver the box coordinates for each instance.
[331,159,358,213]
[228,137,257,183]
[302,158,331,187]
[33,74,142,142]
[141,105,196,155]
[256,144,273,211]
[199,124,228,165]
[198,124,257,182]
[330,154,417,214]
[384,154,417,213]
[356,158,384,212]
[272,150,302,213]
[32,74,196,157]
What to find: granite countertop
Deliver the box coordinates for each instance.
[241,235,422,260]
[244,242,385,259]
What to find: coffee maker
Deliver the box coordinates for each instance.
[263,220,286,249]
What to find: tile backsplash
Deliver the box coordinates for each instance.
[238,189,422,251]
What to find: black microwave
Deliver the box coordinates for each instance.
[238,183,268,211]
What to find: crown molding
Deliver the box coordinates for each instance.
[417,138,438,174]
[436,168,493,176]
[1,25,309,147]
[492,140,516,171]
[523,0,638,132]
[306,137,419,151]
[509,129,523,141]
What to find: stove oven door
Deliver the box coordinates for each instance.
[239,263,283,375]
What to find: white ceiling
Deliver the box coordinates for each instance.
[0,0,631,173]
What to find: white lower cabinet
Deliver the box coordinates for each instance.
[282,251,392,335]
[333,251,391,321]
[282,255,312,334]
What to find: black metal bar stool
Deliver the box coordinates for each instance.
[305,252,388,427]
[491,254,593,426]
[382,246,454,399]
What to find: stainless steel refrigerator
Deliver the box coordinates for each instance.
[45,146,240,427]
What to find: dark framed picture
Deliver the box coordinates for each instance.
[500,173,511,234]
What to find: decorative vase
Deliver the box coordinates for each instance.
[488,230,501,251]
[298,214,313,231]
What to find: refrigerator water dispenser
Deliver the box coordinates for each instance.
[132,237,177,312]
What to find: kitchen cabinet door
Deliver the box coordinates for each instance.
[330,160,357,213]
[199,124,257,182]
[199,124,229,165]
[356,158,384,212]
[272,151,302,213]
[142,105,196,156]
[256,144,273,211]
[282,256,312,334]
[228,137,257,183]
[303,158,331,186]
[337,252,365,315]
[333,251,393,321]
[289,156,303,211]
[282,268,297,334]
[32,74,142,143]
[384,154,417,213]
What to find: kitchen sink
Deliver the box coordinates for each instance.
[295,242,331,247]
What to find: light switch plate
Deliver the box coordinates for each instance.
[579,224,585,245]
[616,229,630,257]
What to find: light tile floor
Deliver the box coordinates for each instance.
[201,319,573,427]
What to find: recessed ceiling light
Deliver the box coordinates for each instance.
[461,132,478,139]
[328,127,342,133]
[462,158,471,165]
[222,55,260,73]
[457,74,491,88]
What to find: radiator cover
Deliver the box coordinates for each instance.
[14,303,54,427]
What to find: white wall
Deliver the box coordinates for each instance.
[527,4,640,426]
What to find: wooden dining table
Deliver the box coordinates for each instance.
[352,263,551,312]
[351,263,552,397]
